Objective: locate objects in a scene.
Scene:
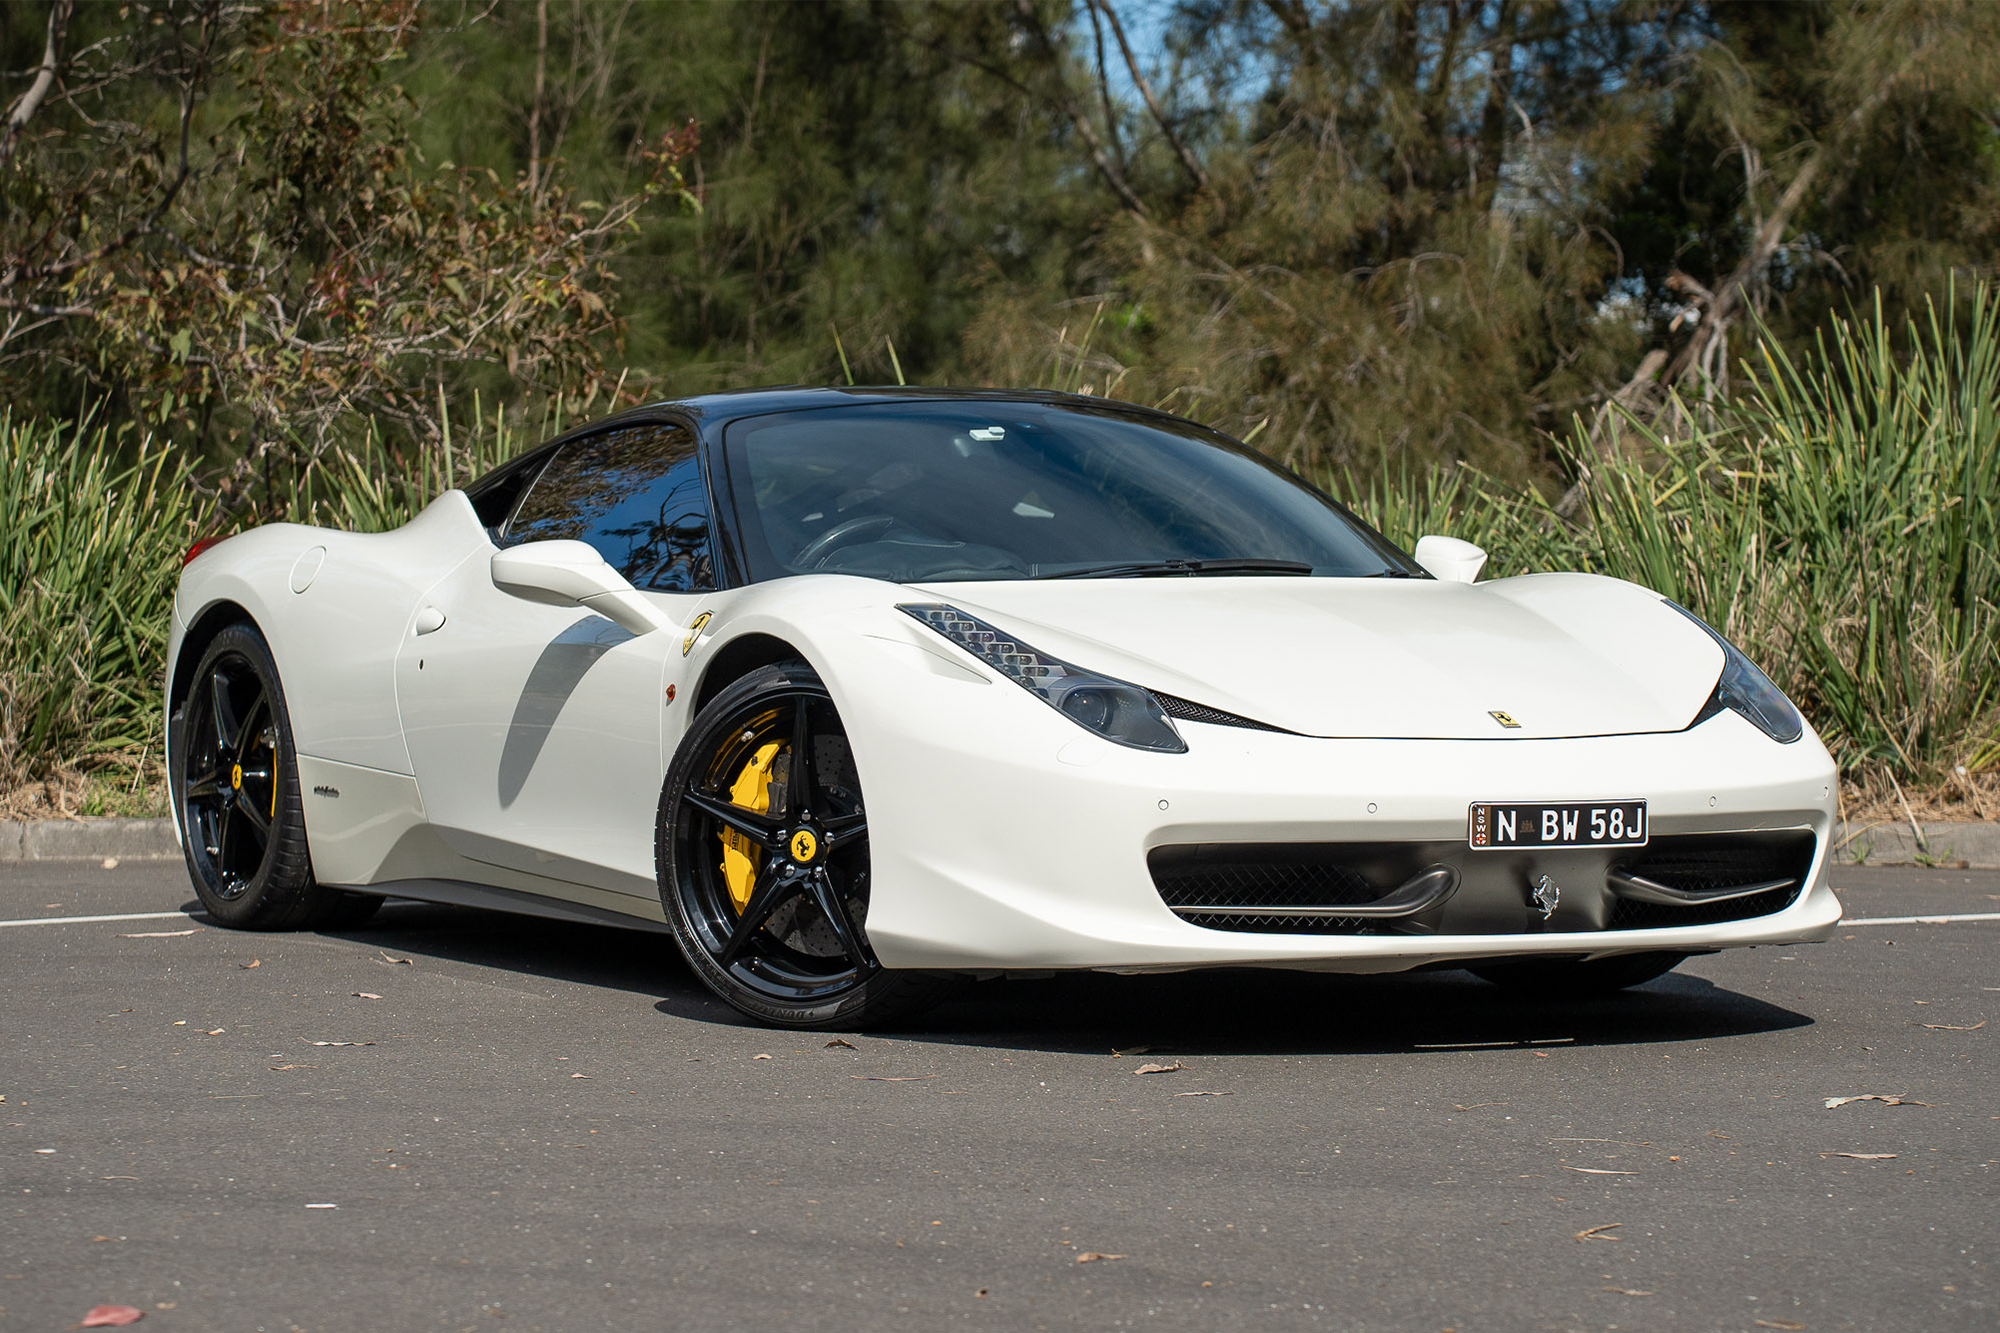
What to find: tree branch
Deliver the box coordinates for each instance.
[1,0,72,174]
[1011,0,1147,216]
[1094,0,1207,190]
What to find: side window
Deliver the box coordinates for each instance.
[504,423,715,592]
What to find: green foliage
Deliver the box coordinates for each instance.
[0,0,692,492]
[0,415,212,781]
[1346,285,2000,782]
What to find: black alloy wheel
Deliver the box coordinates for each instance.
[172,623,379,930]
[658,661,947,1029]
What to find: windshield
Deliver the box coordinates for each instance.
[721,399,1419,583]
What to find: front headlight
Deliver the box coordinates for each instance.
[1664,599,1803,744]
[898,603,1187,753]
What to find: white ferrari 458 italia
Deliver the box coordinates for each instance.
[167,388,1841,1028]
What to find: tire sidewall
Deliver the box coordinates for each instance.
[172,623,315,928]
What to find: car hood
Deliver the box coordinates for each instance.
[908,573,1724,740]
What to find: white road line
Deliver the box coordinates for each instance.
[1840,912,2000,926]
[0,911,196,930]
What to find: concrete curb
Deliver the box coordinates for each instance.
[0,817,181,863]
[3,815,1999,868]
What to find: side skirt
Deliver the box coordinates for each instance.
[334,877,674,934]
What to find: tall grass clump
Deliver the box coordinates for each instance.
[1350,286,2000,785]
[0,414,214,782]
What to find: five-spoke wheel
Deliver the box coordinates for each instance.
[659,662,946,1028]
[172,623,378,930]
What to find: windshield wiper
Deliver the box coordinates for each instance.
[1031,557,1317,580]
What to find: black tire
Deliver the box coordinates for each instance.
[657,661,950,1030]
[171,622,368,931]
[1467,951,1688,996]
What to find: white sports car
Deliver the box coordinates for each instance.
[167,388,1841,1028]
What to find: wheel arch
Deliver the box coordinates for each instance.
[170,599,259,713]
[691,632,812,715]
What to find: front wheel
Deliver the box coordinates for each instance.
[657,662,948,1029]
[1467,951,1688,996]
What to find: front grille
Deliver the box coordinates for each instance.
[1149,843,1443,934]
[1607,830,1817,929]
[1154,692,1292,734]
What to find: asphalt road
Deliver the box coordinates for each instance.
[2,861,1994,1332]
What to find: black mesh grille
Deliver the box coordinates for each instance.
[1154,693,1292,734]
[1607,830,1817,929]
[1148,843,1438,935]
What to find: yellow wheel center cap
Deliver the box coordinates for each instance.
[230,763,243,790]
[790,829,818,863]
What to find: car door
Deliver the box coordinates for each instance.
[395,420,718,905]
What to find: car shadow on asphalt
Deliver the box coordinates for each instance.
[265,899,1814,1055]
[902,965,1813,1057]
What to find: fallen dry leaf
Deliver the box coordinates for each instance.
[1918,1021,1985,1030]
[1602,1286,1654,1297]
[851,1074,935,1081]
[236,959,260,969]
[119,929,198,938]
[1531,1051,1552,1058]
[203,1029,224,1036]
[1824,1095,1929,1109]
[377,953,413,965]
[101,858,119,870]
[1821,1152,1896,1160]
[268,1064,315,1071]
[310,1041,375,1048]
[570,1073,592,1079]
[1075,1253,1125,1263]
[1132,1062,1185,1075]
[1752,1320,1807,1331]
[752,1053,773,1060]
[1172,1091,1232,1097]
[824,1038,858,1050]
[80,1306,144,1327]
[1573,1223,1623,1242]
[351,992,382,1000]
[1562,1166,1636,1175]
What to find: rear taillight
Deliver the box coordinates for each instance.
[182,536,224,567]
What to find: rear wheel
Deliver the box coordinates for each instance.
[1468,951,1687,996]
[658,662,948,1029]
[171,623,378,930]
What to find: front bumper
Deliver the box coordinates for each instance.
[839,647,1840,973]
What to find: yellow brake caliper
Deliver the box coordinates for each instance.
[720,741,781,912]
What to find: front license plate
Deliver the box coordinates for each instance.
[1469,800,1647,850]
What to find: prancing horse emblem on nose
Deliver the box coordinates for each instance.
[1530,874,1561,919]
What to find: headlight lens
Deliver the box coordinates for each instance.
[1664,599,1803,744]
[899,603,1187,753]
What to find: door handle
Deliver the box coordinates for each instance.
[413,606,447,635]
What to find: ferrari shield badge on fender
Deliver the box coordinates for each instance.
[1489,709,1522,729]
[682,610,712,657]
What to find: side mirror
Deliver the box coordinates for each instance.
[1413,534,1488,584]
[490,540,670,636]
